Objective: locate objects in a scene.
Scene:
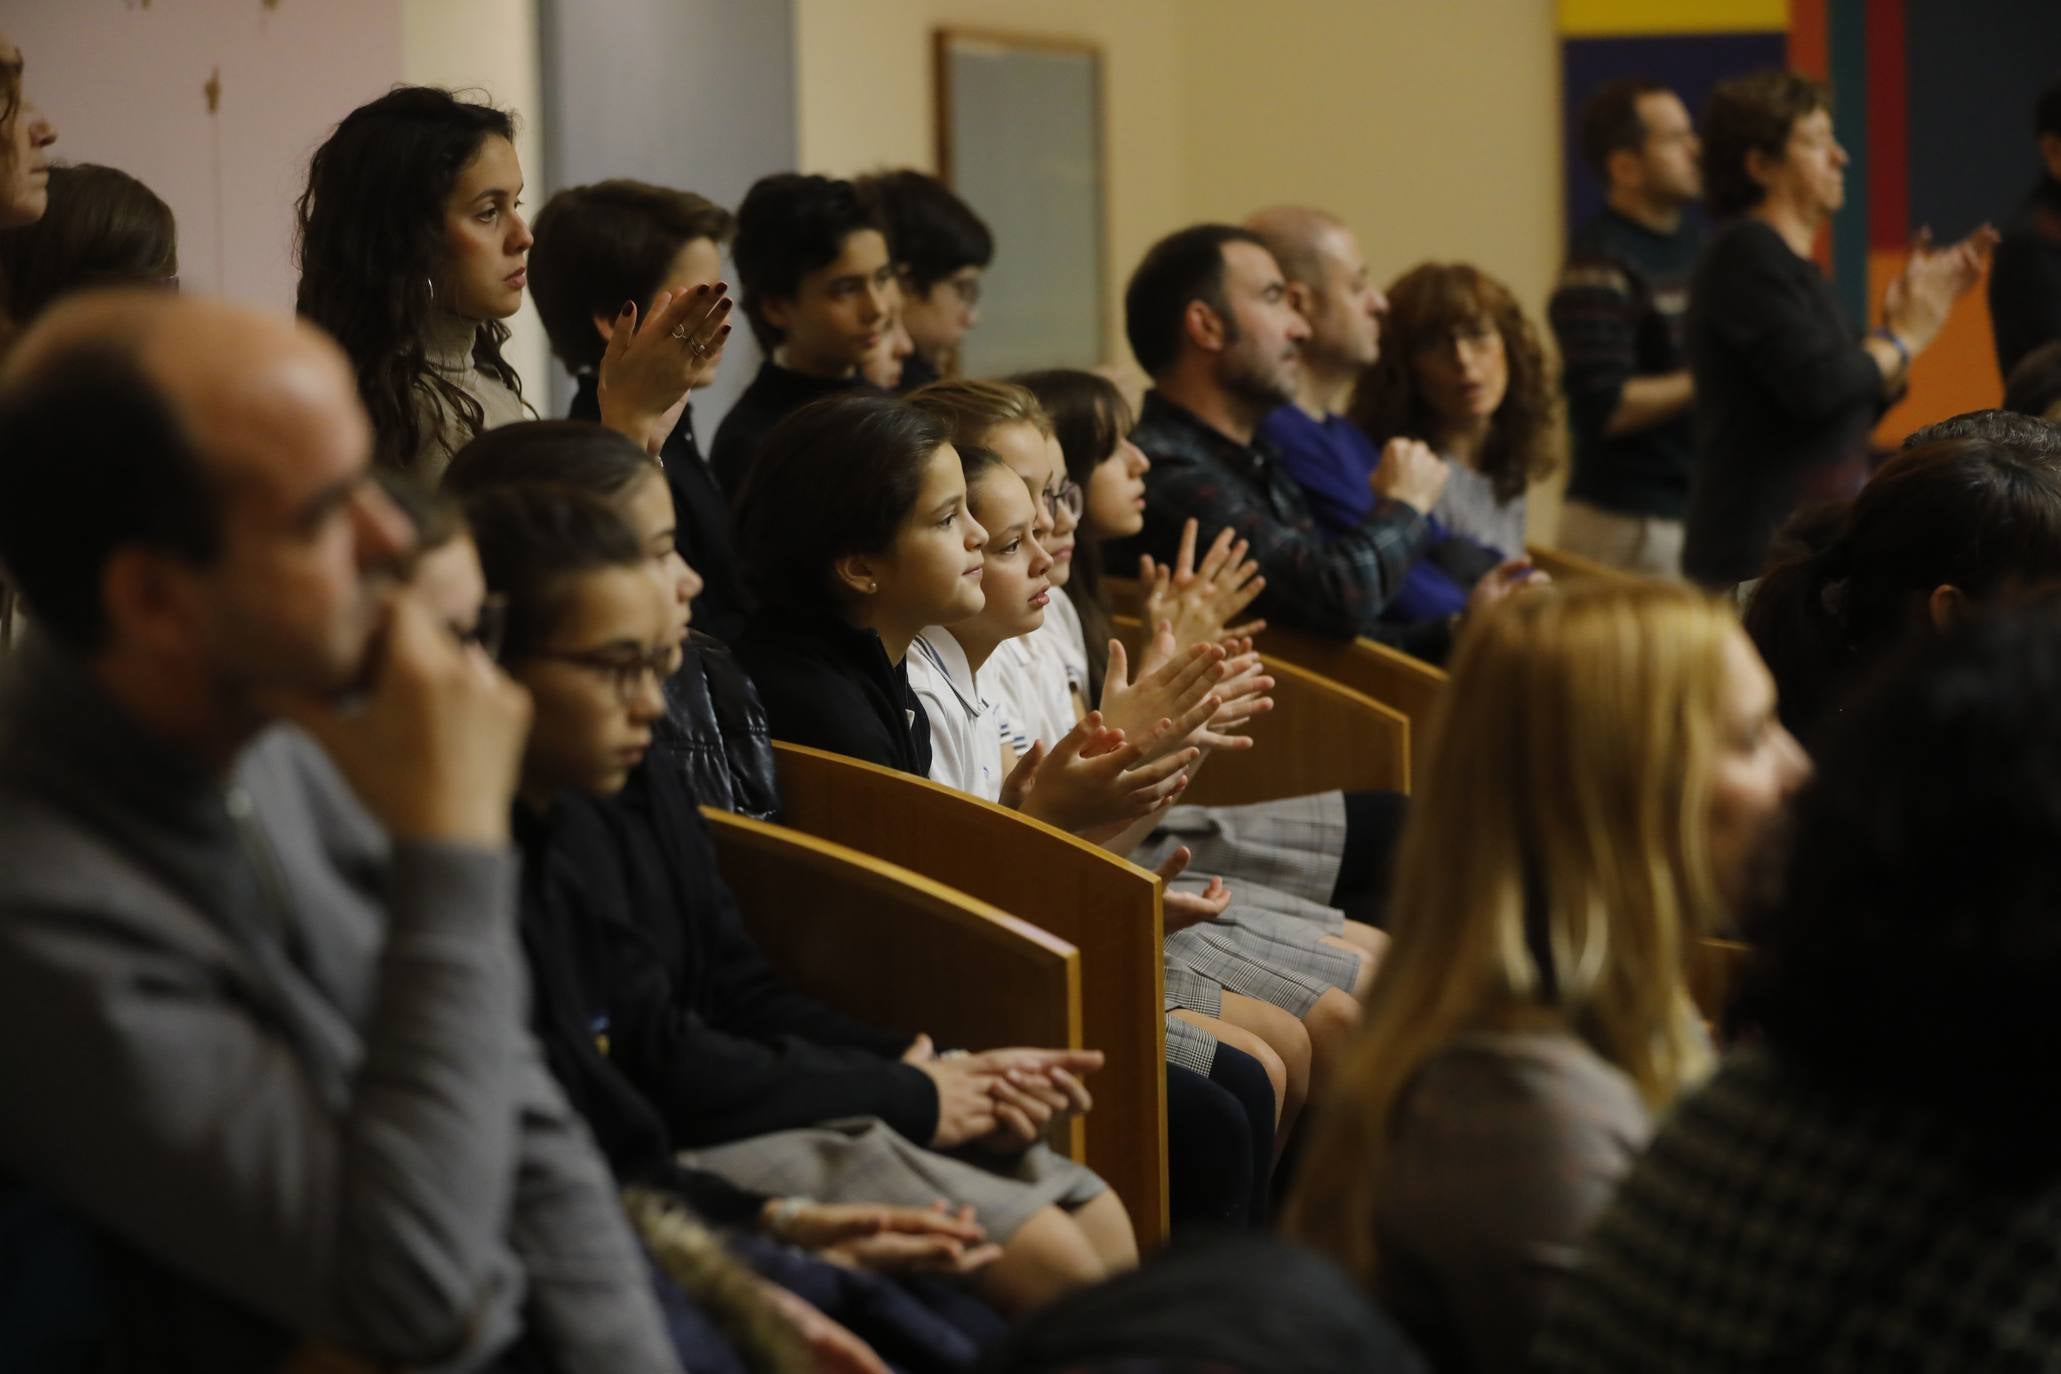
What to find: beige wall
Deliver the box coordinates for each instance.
[793,0,1568,531]
[793,0,1187,366]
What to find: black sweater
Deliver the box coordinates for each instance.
[733,607,934,778]
[1988,175,2061,379]
[708,360,874,505]
[570,377,753,646]
[515,764,938,1160]
[1681,218,1887,586]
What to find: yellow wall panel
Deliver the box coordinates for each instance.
[1557,0,1788,36]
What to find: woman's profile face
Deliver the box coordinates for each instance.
[437,134,533,321]
[1704,628,1812,906]
[0,36,58,229]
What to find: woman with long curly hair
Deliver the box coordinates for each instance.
[295,87,723,481]
[1283,580,1808,1374]
[1351,262,1564,558]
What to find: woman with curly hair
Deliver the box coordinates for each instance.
[295,87,722,481]
[1351,262,1563,558]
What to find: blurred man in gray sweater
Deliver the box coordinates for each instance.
[0,292,679,1371]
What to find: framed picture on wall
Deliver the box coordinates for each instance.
[934,26,1107,376]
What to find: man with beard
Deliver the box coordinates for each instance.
[0,292,679,1370]
[1106,224,1462,644]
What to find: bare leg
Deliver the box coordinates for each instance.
[1067,1188,1138,1273]
[1302,986,1362,1100]
[977,1204,1106,1315]
[1338,920,1390,963]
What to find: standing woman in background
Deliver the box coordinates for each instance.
[1679,69,1994,588]
[1351,262,1563,561]
[294,86,723,482]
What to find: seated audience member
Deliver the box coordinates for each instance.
[710,173,894,496]
[731,394,982,772]
[1352,260,1564,560]
[450,420,1263,1238]
[1745,430,2061,749]
[864,304,918,390]
[1284,580,1809,1374]
[295,87,722,481]
[0,292,680,1369]
[465,482,1133,1316]
[1246,206,1497,621]
[0,32,58,648]
[0,163,175,329]
[1897,406,2061,452]
[2004,338,2061,422]
[856,168,993,390]
[1987,78,2061,378]
[446,421,778,819]
[0,32,56,240]
[1680,69,1994,587]
[1105,224,1529,657]
[526,179,747,639]
[1537,608,2061,1371]
[983,1237,1427,1374]
[1549,79,1704,575]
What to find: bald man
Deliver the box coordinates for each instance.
[0,294,679,1370]
[1245,207,1517,624]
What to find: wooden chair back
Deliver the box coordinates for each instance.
[1102,575,1449,752]
[1109,614,1410,798]
[767,742,1170,1247]
[1526,542,1633,584]
[703,806,1086,1162]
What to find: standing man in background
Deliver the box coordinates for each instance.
[1989,80,2061,380]
[1549,78,1704,575]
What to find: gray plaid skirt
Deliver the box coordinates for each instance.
[1164,914,1355,1020]
[678,1117,1105,1243]
[1135,791,1350,917]
[1163,1010,1219,1077]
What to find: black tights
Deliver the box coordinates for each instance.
[1165,1044,1276,1232]
[1327,789,1410,928]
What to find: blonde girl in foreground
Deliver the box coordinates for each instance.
[1283,579,1808,1374]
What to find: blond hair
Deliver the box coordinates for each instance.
[904,376,1053,449]
[1282,580,1726,1285]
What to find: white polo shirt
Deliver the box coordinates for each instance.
[906,628,1003,803]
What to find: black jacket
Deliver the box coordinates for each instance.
[570,377,753,645]
[733,607,934,778]
[515,763,939,1155]
[1989,175,2061,380]
[657,633,778,822]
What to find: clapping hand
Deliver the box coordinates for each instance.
[1157,845,1233,933]
[1139,519,1267,666]
[1001,711,1200,835]
[595,283,734,455]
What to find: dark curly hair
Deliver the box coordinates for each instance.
[1700,69,1830,219]
[1350,261,1563,503]
[294,86,526,472]
[1742,603,2061,1173]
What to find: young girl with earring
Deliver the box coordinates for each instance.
[295,86,726,482]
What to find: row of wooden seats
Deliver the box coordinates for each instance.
[714,548,1737,1255]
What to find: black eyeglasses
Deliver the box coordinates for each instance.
[529,644,673,703]
[1044,479,1083,523]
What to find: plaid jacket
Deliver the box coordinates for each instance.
[1106,391,1431,640]
[1534,1045,2061,1372]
